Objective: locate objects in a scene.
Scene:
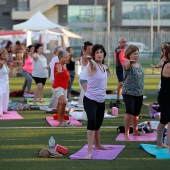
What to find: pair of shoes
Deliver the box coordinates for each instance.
[61,121,76,127]
[116,100,122,105]
[109,101,119,108]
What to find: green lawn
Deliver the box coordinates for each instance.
[1,76,170,170]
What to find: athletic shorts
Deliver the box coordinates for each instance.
[48,87,67,108]
[116,67,123,82]
[32,76,47,85]
[123,94,143,116]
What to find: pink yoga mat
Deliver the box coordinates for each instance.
[115,131,157,141]
[0,111,23,120]
[70,145,125,160]
[46,116,82,126]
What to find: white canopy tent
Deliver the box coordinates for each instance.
[13,11,82,47]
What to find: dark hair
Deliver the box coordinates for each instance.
[161,42,170,59]
[16,41,21,45]
[6,41,12,48]
[91,44,106,63]
[83,41,93,50]
[27,45,34,51]
[164,45,170,61]
[34,43,43,53]
[66,47,72,52]
[125,45,139,59]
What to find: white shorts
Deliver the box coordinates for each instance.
[48,87,67,108]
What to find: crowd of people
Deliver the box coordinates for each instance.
[0,38,170,158]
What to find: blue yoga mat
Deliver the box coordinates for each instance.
[139,144,170,159]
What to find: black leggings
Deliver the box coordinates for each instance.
[83,96,105,130]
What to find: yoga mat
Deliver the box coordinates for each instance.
[27,98,51,106]
[0,111,23,120]
[70,145,125,160]
[139,144,170,159]
[46,116,82,126]
[105,94,147,100]
[115,131,157,141]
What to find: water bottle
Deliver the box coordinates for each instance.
[49,136,55,149]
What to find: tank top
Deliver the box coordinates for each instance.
[158,61,170,101]
[0,64,9,83]
[23,55,33,74]
[122,61,144,96]
[32,54,48,78]
[52,63,70,90]
[85,63,107,103]
[79,57,89,80]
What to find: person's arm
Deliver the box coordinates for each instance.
[150,61,162,68]
[124,60,136,70]
[0,60,4,69]
[32,53,38,61]
[86,56,97,76]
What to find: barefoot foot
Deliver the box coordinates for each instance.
[124,135,130,141]
[85,153,92,159]
[157,143,169,149]
[94,144,110,150]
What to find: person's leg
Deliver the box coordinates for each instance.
[0,92,3,116]
[83,96,97,159]
[39,78,47,103]
[22,70,32,94]
[2,83,9,113]
[157,122,167,148]
[33,83,43,105]
[82,83,87,92]
[70,71,75,88]
[123,94,134,140]
[167,122,170,154]
[133,96,143,136]
[57,95,67,126]
[117,81,123,102]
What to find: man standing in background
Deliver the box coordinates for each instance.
[114,37,127,105]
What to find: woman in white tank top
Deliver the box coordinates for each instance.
[0,49,9,116]
[78,41,93,104]
[32,44,48,105]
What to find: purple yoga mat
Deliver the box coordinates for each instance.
[115,131,157,141]
[46,116,82,126]
[0,111,23,120]
[70,145,125,160]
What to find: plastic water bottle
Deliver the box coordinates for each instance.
[49,136,55,149]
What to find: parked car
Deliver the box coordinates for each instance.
[126,42,151,58]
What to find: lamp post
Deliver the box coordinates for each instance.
[150,0,154,52]
[107,0,110,66]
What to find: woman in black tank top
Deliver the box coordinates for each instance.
[157,45,170,153]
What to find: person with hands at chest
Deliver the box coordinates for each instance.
[0,48,9,116]
[122,45,144,141]
[32,44,48,105]
[83,44,110,159]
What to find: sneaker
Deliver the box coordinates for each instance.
[61,121,76,127]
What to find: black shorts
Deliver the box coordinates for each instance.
[116,67,123,82]
[123,94,143,116]
[32,76,47,85]
[83,96,105,131]
[158,100,170,125]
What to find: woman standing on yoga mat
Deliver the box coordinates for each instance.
[78,41,93,104]
[22,45,34,97]
[0,48,9,116]
[123,45,144,141]
[83,44,110,159]
[157,45,170,152]
[49,50,72,126]
[32,44,48,105]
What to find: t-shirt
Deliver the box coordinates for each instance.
[122,61,144,96]
[52,63,70,90]
[114,47,127,69]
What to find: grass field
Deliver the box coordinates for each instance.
[1,76,170,170]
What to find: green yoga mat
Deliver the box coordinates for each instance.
[27,98,51,106]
